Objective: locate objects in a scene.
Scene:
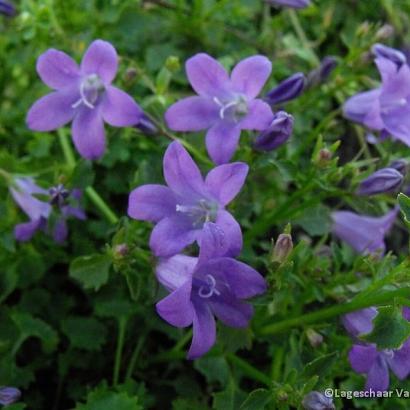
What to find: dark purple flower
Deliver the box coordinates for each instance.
[265,72,305,106]
[165,53,273,164]
[331,207,398,255]
[357,167,403,195]
[128,141,247,257]
[0,386,21,406]
[135,113,158,136]
[389,159,407,176]
[27,40,142,160]
[0,0,15,16]
[372,43,407,68]
[155,222,266,359]
[266,0,311,8]
[343,57,410,146]
[254,111,294,151]
[302,391,335,410]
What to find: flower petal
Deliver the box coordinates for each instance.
[10,188,51,221]
[187,299,216,359]
[231,55,272,99]
[382,103,410,145]
[388,339,410,379]
[342,308,378,337]
[101,86,142,126]
[26,89,78,131]
[14,219,43,242]
[205,121,241,165]
[36,49,80,90]
[165,96,219,131]
[53,218,68,243]
[128,184,177,222]
[215,210,243,257]
[365,356,390,392]
[348,344,378,374]
[156,279,194,328]
[163,141,206,198]
[149,215,198,257]
[81,39,118,84]
[240,99,273,130]
[186,53,230,98]
[72,107,106,160]
[205,162,249,205]
[197,222,230,265]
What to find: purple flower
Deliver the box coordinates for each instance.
[342,308,378,337]
[372,43,407,68]
[302,391,335,410]
[357,167,403,195]
[343,56,410,146]
[307,56,338,87]
[266,0,311,8]
[254,111,294,151]
[155,223,266,359]
[389,159,407,176]
[265,72,305,106]
[135,113,158,136]
[165,53,273,164]
[0,386,21,406]
[10,177,85,243]
[128,141,247,257]
[331,207,398,255]
[0,0,15,16]
[27,40,142,160]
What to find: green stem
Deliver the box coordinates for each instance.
[58,129,76,169]
[85,186,119,224]
[125,332,147,382]
[226,353,271,386]
[260,288,410,336]
[113,317,127,387]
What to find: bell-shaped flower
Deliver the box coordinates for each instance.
[372,43,407,68]
[331,207,398,255]
[165,53,273,164]
[357,167,403,195]
[27,40,142,160]
[155,223,267,359]
[128,141,247,257]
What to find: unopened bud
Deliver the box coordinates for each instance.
[375,24,394,40]
[389,159,407,176]
[306,328,323,347]
[165,56,180,72]
[307,57,338,87]
[357,167,403,196]
[273,233,293,263]
[114,243,129,258]
[265,72,306,106]
[372,43,406,67]
[0,387,21,406]
[302,391,335,410]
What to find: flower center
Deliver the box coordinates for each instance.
[213,95,248,122]
[49,184,70,206]
[176,199,218,229]
[198,274,220,298]
[72,74,105,109]
[382,349,395,359]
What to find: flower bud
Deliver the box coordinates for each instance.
[306,328,323,347]
[135,113,158,136]
[265,72,306,106]
[124,67,137,83]
[254,111,294,151]
[302,391,335,410]
[266,0,311,9]
[307,57,338,87]
[0,387,21,406]
[357,167,403,196]
[316,148,332,167]
[272,233,293,263]
[114,243,129,258]
[389,159,407,176]
[372,43,406,67]
[375,24,394,40]
[0,1,16,17]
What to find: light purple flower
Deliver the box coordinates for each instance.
[343,56,410,146]
[266,0,311,8]
[302,391,335,410]
[165,53,273,164]
[331,207,398,255]
[357,167,403,196]
[0,386,21,406]
[342,308,378,338]
[372,43,406,68]
[155,222,266,359]
[27,40,142,160]
[128,141,247,257]
[265,72,306,106]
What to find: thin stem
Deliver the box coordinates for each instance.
[85,187,119,224]
[58,129,76,169]
[259,287,410,335]
[113,317,127,387]
[226,353,271,386]
[125,332,147,382]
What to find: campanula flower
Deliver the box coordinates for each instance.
[27,40,142,160]
[372,43,406,68]
[165,53,273,164]
[128,141,247,257]
[307,56,338,87]
[357,167,403,196]
[10,177,85,243]
[302,391,335,410]
[342,308,378,338]
[331,207,398,255]
[155,222,266,359]
[265,72,305,106]
[343,55,410,146]
[389,159,407,176]
[0,386,21,406]
[254,111,294,151]
[267,0,311,9]
[0,0,15,16]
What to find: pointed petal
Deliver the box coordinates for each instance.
[240,99,274,130]
[365,356,390,392]
[231,55,272,99]
[14,219,43,242]
[342,308,378,337]
[186,53,230,98]
[348,344,378,373]
[72,108,106,160]
[128,184,177,222]
[389,339,410,379]
[53,218,68,243]
[36,49,80,89]
[215,210,243,257]
[187,299,216,359]
[81,39,118,84]
[10,188,51,221]
[165,96,219,131]
[205,162,248,205]
[205,121,241,165]
[198,222,230,265]
[101,86,142,126]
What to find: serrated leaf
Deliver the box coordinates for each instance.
[362,306,410,349]
[69,254,111,291]
[75,389,141,410]
[240,389,272,410]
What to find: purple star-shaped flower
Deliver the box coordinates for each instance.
[27,40,142,160]
[344,54,410,146]
[128,141,247,257]
[331,207,398,255]
[155,222,266,359]
[165,53,273,164]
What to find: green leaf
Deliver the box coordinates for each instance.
[398,193,410,228]
[213,381,246,410]
[69,254,111,291]
[75,388,141,410]
[295,204,331,236]
[240,389,272,410]
[301,352,338,379]
[194,356,230,387]
[362,306,410,349]
[71,160,95,189]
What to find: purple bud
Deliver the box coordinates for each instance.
[306,328,323,347]
[135,113,158,136]
[375,25,395,40]
[272,232,293,263]
[0,386,21,406]
[372,43,406,67]
[266,72,306,106]
[389,159,407,176]
[254,111,294,151]
[302,391,335,410]
[266,0,311,9]
[307,57,338,87]
[357,167,403,196]
[0,1,16,17]
[114,243,129,257]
